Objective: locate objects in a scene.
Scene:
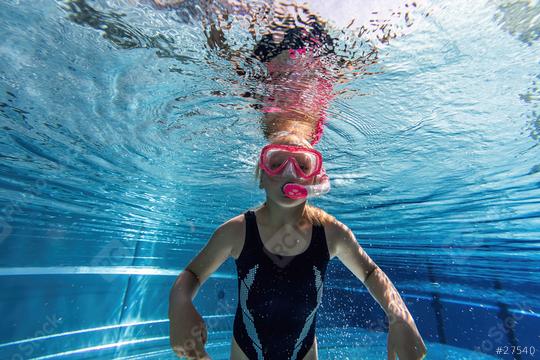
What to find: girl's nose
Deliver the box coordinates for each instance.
[281,161,298,179]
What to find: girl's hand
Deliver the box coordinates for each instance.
[169,300,210,359]
[387,319,427,360]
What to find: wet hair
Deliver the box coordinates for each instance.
[268,130,313,147]
[252,20,335,63]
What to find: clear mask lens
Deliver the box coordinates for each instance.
[264,149,318,177]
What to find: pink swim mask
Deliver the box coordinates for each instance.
[259,144,330,200]
[259,144,322,180]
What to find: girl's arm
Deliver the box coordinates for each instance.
[328,220,427,360]
[168,215,244,358]
[169,214,244,304]
[327,220,413,324]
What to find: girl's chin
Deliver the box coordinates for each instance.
[276,194,305,205]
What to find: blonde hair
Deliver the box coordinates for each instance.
[253,132,336,226]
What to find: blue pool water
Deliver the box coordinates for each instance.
[1,0,539,359]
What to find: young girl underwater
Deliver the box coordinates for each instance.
[167,9,427,360]
[169,132,427,360]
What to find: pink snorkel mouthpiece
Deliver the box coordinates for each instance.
[282,174,331,200]
[283,183,309,199]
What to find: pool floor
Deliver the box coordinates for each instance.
[109,327,498,360]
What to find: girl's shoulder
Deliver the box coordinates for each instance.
[303,204,337,228]
[207,213,246,260]
[306,208,351,260]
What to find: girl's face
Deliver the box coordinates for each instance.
[258,136,321,206]
[259,164,316,208]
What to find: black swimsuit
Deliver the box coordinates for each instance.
[233,210,330,360]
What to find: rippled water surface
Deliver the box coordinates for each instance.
[1,0,539,359]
